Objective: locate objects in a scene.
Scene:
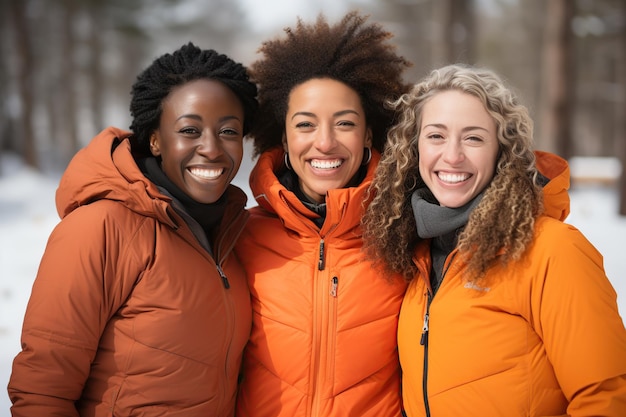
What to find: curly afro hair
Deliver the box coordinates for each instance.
[129,42,258,155]
[249,11,411,156]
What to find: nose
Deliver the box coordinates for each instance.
[442,139,464,165]
[313,124,337,152]
[197,132,223,160]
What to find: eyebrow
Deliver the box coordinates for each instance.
[290,109,360,120]
[176,114,242,123]
[423,123,490,132]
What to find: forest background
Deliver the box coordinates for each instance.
[0,0,625,413]
[1,0,625,211]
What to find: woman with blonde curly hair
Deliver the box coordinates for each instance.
[235,11,411,417]
[363,64,626,417]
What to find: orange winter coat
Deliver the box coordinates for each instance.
[399,151,626,417]
[8,127,252,417]
[235,147,407,417]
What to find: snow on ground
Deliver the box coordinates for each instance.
[0,153,625,414]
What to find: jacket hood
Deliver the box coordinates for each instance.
[56,126,175,226]
[535,150,570,221]
[249,146,380,235]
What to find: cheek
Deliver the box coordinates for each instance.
[481,149,499,179]
[284,134,303,155]
[225,142,244,163]
[418,159,428,180]
[417,144,431,176]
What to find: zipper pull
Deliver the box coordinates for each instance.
[330,277,338,297]
[420,313,429,345]
[318,239,325,270]
[217,264,230,289]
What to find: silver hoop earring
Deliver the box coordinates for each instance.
[362,147,372,166]
[284,153,292,170]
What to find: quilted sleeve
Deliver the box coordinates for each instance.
[534,220,626,416]
[7,202,145,416]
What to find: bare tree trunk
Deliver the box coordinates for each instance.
[430,0,477,66]
[539,0,575,159]
[86,0,106,135]
[60,0,80,163]
[450,0,476,64]
[432,0,452,66]
[619,1,626,216]
[8,0,38,169]
[0,1,12,164]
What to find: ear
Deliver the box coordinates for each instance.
[282,132,288,153]
[365,127,373,148]
[149,133,161,156]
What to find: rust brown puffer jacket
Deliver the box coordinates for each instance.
[8,127,251,417]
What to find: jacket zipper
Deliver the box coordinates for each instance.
[212,206,247,412]
[310,239,338,416]
[216,264,230,289]
[318,239,325,270]
[420,251,457,417]
[214,208,247,289]
[420,291,433,417]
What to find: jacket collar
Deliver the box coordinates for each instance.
[249,146,380,237]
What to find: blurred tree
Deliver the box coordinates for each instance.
[60,0,80,164]
[617,1,626,216]
[432,0,476,65]
[0,1,12,171]
[360,0,476,83]
[6,0,38,169]
[539,0,575,159]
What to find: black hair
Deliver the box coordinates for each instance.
[129,42,258,154]
[249,11,411,156]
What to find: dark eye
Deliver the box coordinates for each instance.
[295,121,314,129]
[337,120,356,127]
[220,128,241,137]
[427,133,444,140]
[179,127,200,136]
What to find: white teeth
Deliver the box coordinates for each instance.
[438,172,469,183]
[310,159,343,169]
[189,167,224,179]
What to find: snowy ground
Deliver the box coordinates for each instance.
[1,153,625,414]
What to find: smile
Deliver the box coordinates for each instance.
[188,167,224,180]
[438,172,470,183]
[310,159,343,169]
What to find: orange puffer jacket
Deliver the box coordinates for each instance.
[235,147,407,417]
[8,127,251,417]
[399,151,626,417]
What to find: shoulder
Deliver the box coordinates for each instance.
[527,215,605,281]
[62,199,152,230]
[54,200,158,255]
[534,216,600,257]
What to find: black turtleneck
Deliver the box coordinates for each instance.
[137,157,227,243]
[278,164,367,229]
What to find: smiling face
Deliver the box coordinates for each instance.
[418,90,500,208]
[284,78,372,203]
[150,79,245,204]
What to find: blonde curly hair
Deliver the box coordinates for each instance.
[362,64,544,282]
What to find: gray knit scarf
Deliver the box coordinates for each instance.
[411,188,484,292]
[411,188,483,239]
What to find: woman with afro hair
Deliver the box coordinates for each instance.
[9,42,257,417]
[234,11,411,417]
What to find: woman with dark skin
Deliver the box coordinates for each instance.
[8,42,257,417]
[234,11,411,417]
[362,64,626,417]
